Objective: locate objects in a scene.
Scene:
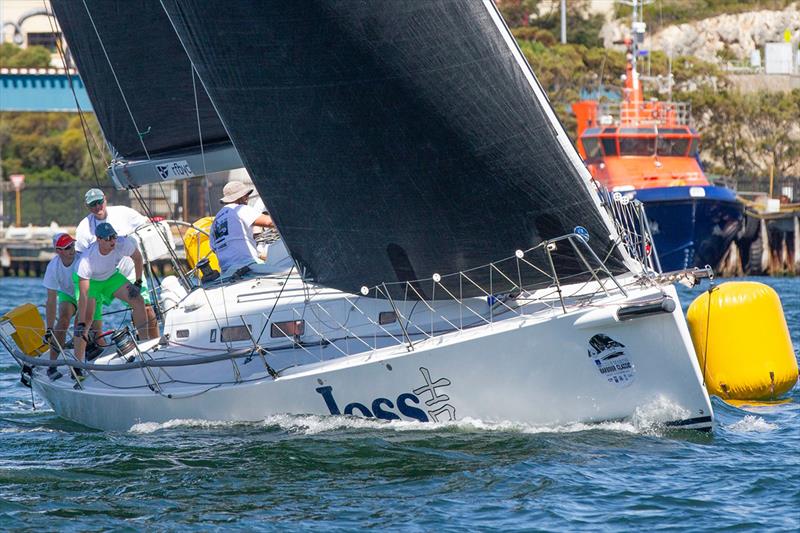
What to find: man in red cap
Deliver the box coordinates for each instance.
[41,233,98,379]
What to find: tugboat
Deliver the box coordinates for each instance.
[572,15,743,272]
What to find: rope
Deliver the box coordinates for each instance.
[253,266,296,345]
[191,65,213,215]
[44,1,105,187]
[701,284,717,388]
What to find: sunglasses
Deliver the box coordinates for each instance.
[56,244,75,251]
[100,235,117,241]
[87,199,104,208]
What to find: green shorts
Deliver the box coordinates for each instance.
[57,290,77,307]
[87,271,131,307]
[64,282,102,320]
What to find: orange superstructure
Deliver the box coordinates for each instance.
[572,37,711,192]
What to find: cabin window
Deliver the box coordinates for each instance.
[221,325,253,342]
[657,137,690,156]
[176,329,190,339]
[582,137,602,159]
[619,137,656,156]
[271,320,305,338]
[379,311,397,325]
[601,138,618,156]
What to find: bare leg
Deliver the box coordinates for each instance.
[73,298,97,362]
[113,284,149,340]
[50,302,75,360]
[145,306,159,340]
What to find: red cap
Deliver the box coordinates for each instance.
[54,233,76,249]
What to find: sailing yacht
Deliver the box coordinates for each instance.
[0,0,714,431]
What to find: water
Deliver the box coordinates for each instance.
[1,277,798,531]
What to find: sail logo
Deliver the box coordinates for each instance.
[155,160,194,180]
[587,333,635,388]
[315,367,456,422]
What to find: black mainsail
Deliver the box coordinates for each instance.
[50,0,240,187]
[168,1,627,297]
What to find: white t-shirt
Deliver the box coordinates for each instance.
[210,204,261,272]
[75,205,148,252]
[76,236,137,281]
[43,255,79,295]
[75,205,147,279]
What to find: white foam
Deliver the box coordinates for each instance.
[725,415,778,433]
[129,418,243,433]
[631,395,691,430]
[127,400,695,436]
[129,414,647,436]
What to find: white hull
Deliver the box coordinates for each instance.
[30,282,712,432]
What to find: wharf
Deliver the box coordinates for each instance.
[718,199,800,277]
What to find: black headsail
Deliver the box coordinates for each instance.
[162,0,629,297]
[50,0,240,188]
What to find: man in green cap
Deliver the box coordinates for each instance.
[75,188,157,339]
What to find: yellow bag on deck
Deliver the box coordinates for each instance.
[183,216,220,277]
[0,303,48,356]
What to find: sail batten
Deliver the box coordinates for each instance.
[50,0,236,186]
[162,0,628,297]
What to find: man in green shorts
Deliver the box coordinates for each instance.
[74,222,155,362]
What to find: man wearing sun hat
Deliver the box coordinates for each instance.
[75,188,157,339]
[210,180,275,274]
[73,222,154,362]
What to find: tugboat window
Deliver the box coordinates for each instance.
[601,138,618,156]
[657,136,690,156]
[688,139,699,157]
[619,137,656,156]
[582,137,602,159]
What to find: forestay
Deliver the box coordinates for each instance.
[50,0,241,187]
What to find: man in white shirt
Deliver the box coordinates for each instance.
[210,181,275,274]
[74,223,154,363]
[42,233,100,379]
[75,188,157,339]
[75,188,148,252]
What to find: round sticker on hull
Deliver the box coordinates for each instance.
[588,333,635,388]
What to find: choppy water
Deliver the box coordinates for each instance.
[0,277,797,531]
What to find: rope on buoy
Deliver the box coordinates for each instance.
[701,268,716,389]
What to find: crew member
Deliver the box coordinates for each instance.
[210,181,275,274]
[75,188,157,338]
[74,223,155,362]
[42,233,99,379]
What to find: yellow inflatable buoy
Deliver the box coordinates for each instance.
[183,216,219,277]
[687,281,798,401]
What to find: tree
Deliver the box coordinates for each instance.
[0,43,52,68]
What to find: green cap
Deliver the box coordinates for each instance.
[84,188,105,205]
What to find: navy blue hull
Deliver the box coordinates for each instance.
[633,186,743,272]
